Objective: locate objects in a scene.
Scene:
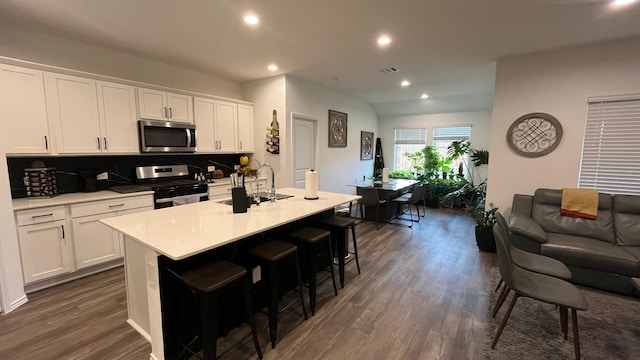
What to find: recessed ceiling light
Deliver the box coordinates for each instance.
[401,80,410,87]
[421,94,429,99]
[613,0,636,5]
[377,36,392,46]
[244,15,259,25]
[267,64,278,71]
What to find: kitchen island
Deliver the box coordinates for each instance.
[101,187,359,360]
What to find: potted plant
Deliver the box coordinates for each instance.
[472,203,498,252]
[442,140,490,210]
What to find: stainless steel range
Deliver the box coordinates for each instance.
[135,165,209,209]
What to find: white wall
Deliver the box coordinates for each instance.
[285,76,379,193]
[242,76,287,188]
[0,24,243,99]
[487,36,640,213]
[0,153,27,313]
[379,111,493,182]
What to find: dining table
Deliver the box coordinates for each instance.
[348,178,418,222]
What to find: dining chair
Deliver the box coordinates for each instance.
[391,184,426,227]
[492,212,572,316]
[491,223,588,360]
[355,187,389,230]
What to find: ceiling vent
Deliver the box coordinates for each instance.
[378,67,399,74]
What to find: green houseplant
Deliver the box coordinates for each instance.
[442,140,489,210]
[471,203,498,252]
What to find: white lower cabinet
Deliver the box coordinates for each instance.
[70,195,153,270]
[15,194,153,287]
[16,206,72,284]
[72,213,120,269]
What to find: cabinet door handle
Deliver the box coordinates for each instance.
[239,141,242,150]
[169,107,173,118]
[108,204,125,208]
[103,137,108,150]
[32,213,53,219]
[163,107,168,118]
[44,136,49,150]
[97,137,101,149]
[61,225,65,239]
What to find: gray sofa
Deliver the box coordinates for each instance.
[509,188,640,295]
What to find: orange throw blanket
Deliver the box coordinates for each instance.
[560,188,599,220]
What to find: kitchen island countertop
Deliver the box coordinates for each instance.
[101,187,360,261]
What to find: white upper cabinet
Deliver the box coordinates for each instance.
[97,81,139,153]
[137,87,193,123]
[193,97,217,152]
[45,74,139,154]
[167,93,193,123]
[44,73,102,154]
[214,100,238,152]
[194,98,254,154]
[237,104,255,153]
[0,64,51,154]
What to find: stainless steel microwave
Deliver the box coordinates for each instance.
[138,120,196,153]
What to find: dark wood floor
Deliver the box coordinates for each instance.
[0,207,495,360]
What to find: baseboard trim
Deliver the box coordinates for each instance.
[127,318,151,343]
[24,259,124,294]
[7,294,29,313]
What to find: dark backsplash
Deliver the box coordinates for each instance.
[7,154,242,198]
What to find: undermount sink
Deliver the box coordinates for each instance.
[217,192,294,206]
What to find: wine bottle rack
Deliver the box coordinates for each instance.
[267,109,280,154]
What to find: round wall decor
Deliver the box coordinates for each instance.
[506,112,563,157]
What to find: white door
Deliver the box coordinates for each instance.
[292,115,317,189]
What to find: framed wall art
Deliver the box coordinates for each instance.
[360,131,374,160]
[328,110,348,148]
[506,112,563,157]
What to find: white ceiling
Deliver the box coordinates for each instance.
[1,0,640,118]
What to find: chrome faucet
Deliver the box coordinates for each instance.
[257,162,276,202]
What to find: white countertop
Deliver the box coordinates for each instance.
[101,187,360,261]
[12,190,154,210]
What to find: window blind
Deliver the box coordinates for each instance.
[433,126,471,140]
[394,128,426,144]
[579,98,640,195]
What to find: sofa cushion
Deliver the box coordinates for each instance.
[613,195,640,246]
[624,247,640,275]
[541,233,640,277]
[532,188,615,244]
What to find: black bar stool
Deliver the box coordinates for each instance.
[249,240,308,348]
[289,227,338,315]
[174,261,262,360]
[320,215,361,288]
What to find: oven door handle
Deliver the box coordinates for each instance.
[155,192,209,204]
